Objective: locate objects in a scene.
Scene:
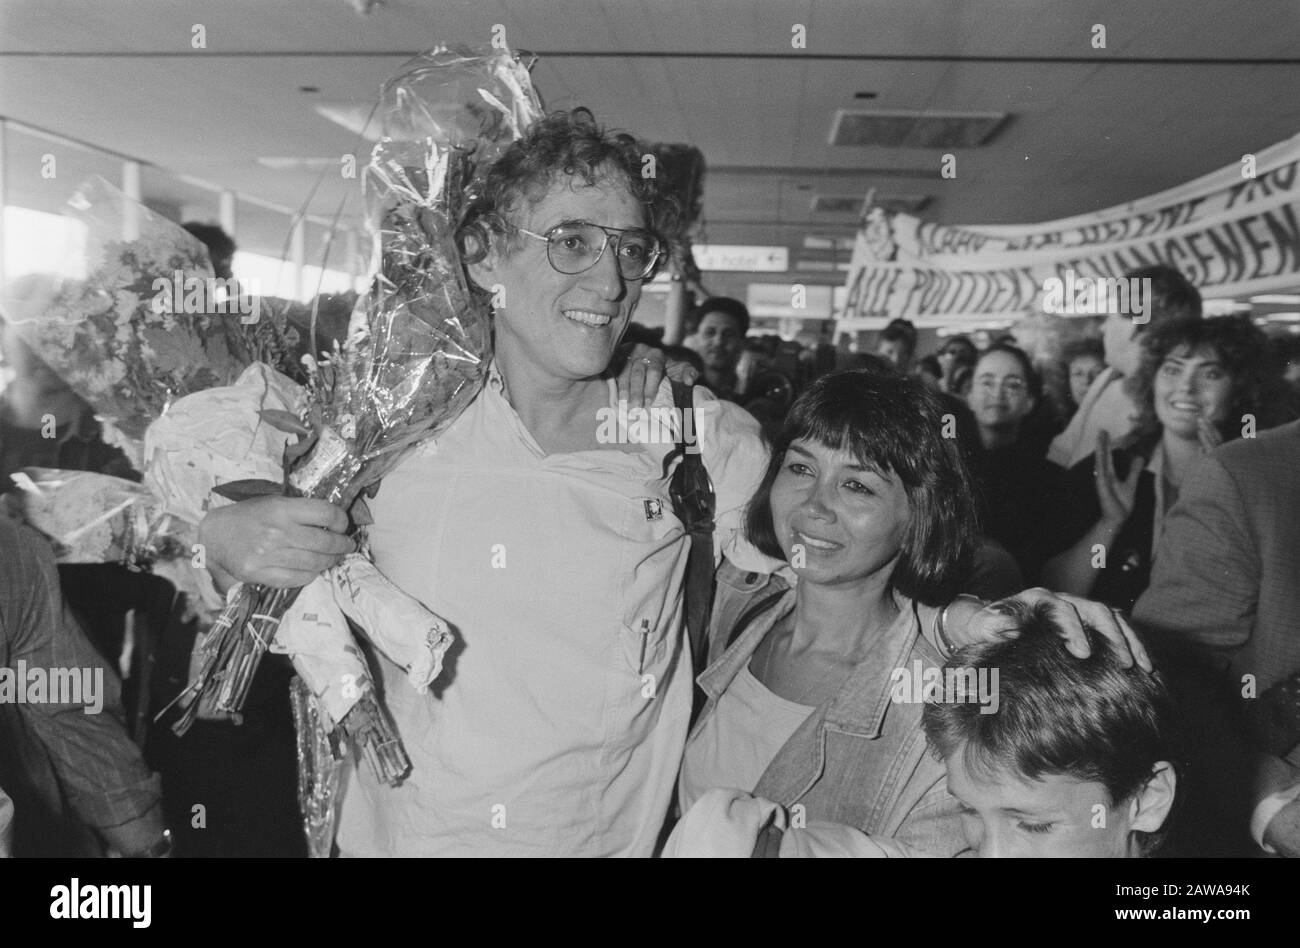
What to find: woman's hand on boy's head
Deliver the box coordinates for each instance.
[959,587,1152,671]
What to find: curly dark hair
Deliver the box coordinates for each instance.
[458,108,680,265]
[1126,315,1273,445]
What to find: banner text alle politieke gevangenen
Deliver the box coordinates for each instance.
[840,131,1300,323]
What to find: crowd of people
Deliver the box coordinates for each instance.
[1,108,1298,858]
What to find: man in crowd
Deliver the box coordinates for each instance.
[1132,419,1300,855]
[0,515,168,857]
[1047,264,1201,467]
[683,296,749,401]
[876,318,918,375]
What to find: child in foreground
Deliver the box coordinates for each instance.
[665,602,1178,857]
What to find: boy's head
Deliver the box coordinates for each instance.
[922,602,1178,857]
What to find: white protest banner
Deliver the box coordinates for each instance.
[839,130,1300,326]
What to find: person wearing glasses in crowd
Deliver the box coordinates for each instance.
[195,109,1144,857]
[965,344,1064,583]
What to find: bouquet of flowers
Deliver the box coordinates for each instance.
[3,467,190,568]
[174,45,542,768]
[140,361,454,794]
[0,179,256,471]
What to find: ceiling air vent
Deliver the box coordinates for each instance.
[829,109,1009,148]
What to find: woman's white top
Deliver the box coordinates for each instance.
[678,662,816,813]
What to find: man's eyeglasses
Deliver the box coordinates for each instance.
[513,220,664,281]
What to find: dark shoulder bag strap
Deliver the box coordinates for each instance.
[667,381,715,675]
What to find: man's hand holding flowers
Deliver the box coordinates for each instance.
[198,495,353,592]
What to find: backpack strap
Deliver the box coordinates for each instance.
[667,381,716,676]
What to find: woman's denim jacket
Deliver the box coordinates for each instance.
[685,560,969,857]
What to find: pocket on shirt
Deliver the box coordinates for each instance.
[615,490,686,679]
[620,618,672,678]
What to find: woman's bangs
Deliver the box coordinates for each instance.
[790,405,899,480]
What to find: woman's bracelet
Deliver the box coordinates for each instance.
[937,594,986,658]
[936,601,958,658]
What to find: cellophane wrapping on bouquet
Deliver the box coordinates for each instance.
[144,362,450,787]
[3,468,191,568]
[291,675,344,859]
[0,178,254,471]
[178,45,542,786]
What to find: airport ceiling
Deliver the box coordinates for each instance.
[2,0,1299,281]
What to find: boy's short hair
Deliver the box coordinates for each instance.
[922,602,1178,851]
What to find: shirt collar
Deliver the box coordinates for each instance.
[822,592,924,737]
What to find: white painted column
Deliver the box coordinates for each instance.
[219,189,236,237]
[0,118,8,288]
[121,160,141,241]
[290,216,305,301]
[344,227,359,286]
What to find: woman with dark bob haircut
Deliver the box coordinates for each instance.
[674,369,980,856]
[745,370,977,603]
[1042,315,1280,611]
